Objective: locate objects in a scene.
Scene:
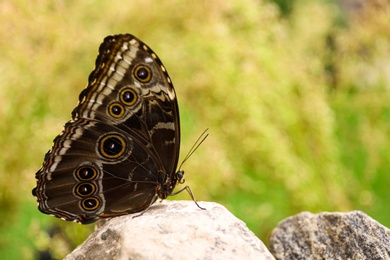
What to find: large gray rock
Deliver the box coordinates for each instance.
[270,211,390,259]
[65,201,274,260]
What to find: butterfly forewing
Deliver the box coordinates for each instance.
[33,34,181,223]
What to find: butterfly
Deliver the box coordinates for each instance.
[32,34,203,224]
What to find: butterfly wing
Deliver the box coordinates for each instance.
[33,34,180,223]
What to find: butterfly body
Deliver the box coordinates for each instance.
[33,34,182,224]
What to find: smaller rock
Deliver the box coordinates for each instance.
[65,201,274,260]
[270,211,390,259]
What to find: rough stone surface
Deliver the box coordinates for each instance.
[64,201,274,260]
[270,211,390,260]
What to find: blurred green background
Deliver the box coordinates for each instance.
[1,0,389,258]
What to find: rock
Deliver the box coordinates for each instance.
[64,201,274,260]
[269,211,390,259]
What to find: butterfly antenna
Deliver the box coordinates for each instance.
[178,128,209,171]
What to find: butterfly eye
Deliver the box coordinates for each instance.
[75,183,96,197]
[134,65,152,83]
[108,103,125,118]
[81,197,100,211]
[75,166,98,181]
[120,88,137,106]
[98,134,126,159]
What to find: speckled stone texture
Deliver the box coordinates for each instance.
[64,201,275,260]
[269,211,390,260]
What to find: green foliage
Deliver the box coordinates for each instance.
[0,0,389,258]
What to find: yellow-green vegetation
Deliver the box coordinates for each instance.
[1,0,389,258]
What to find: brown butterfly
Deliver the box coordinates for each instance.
[33,34,203,224]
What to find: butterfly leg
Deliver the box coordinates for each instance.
[171,186,206,210]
